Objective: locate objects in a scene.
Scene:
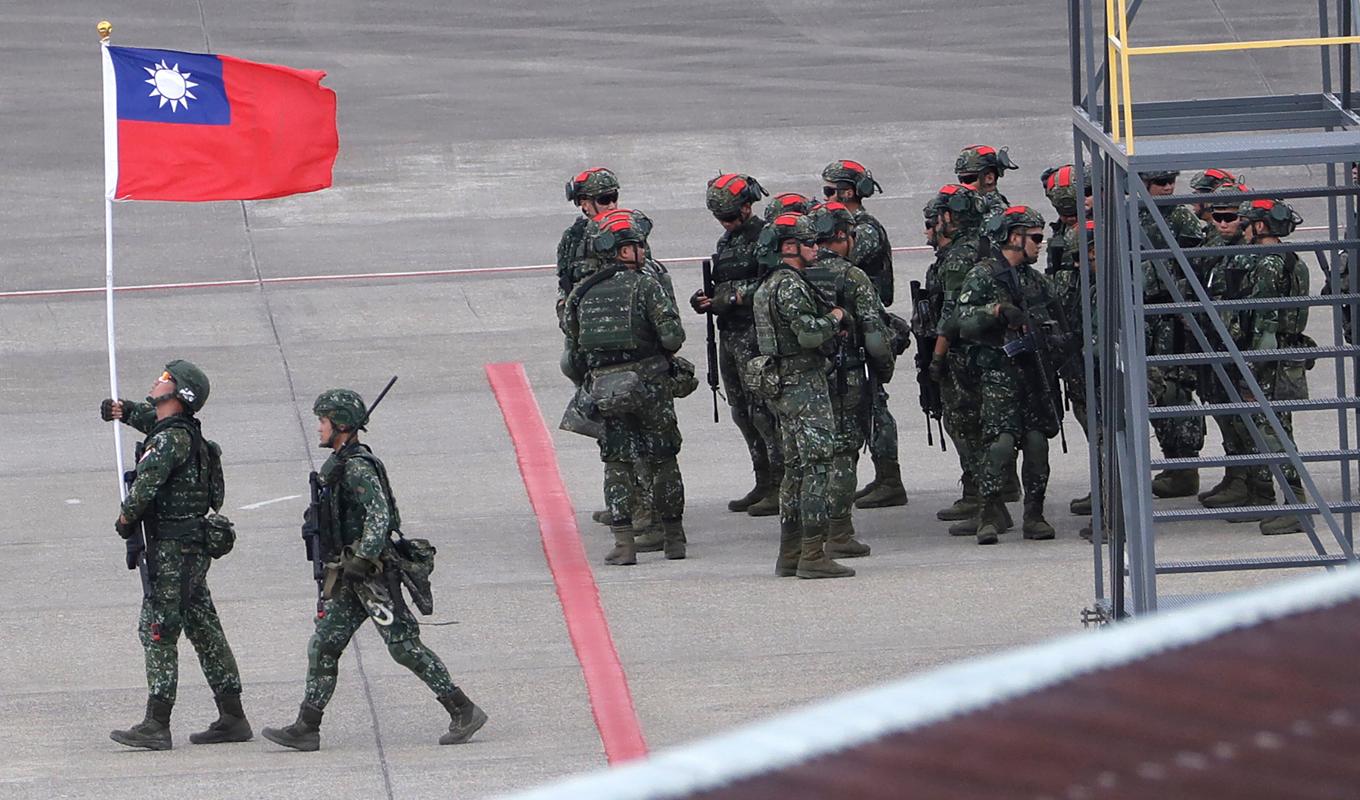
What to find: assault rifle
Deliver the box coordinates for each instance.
[999,273,1068,454]
[301,375,398,618]
[124,441,159,642]
[702,258,720,422]
[909,280,946,451]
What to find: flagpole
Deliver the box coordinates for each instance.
[99,20,127,498]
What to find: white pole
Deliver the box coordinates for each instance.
[100,21,127,499]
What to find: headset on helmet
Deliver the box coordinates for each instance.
[565,167,621,203]
[955,145,1018,179]
[1238,198,1302,236]
[706,173,768,215]
[590,208,649,253]
[764,192,813,222]
[758,211,814,250]
[930,183,986,221]
[984,205,1046,243]
[806,202,856,241]
[821,160,882,198]
[1041,164,1089,216]
[162,359,210,413]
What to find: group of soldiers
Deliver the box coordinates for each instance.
[101,362,487,750]
[555,146,1324,564]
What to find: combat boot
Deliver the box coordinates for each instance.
[728,469,773,512]
[1001,467,1022,503]
[437,688,488,745]
[745,480,781,517]
[1079,524,1094,541]
[854,475,880,501]
[775,520,802,577]
[110,696,173,751]
[1198,466,1243,502]
[975,500,1007,545]
[1200,475,1249,509]
[1069,492,1092,516]
[1261,483,1306,535]
[1230,477,1276,523]
[948,503,1012,536]
[1022,500,1056,541]
[1151,468,1200,498]
[855,458,908,508]
[591,509,611,525]
[937,476,980,521]
[795,525,855,579]
[661,520,686,560]
[634,523,664,553]
[262,703,323,752]
[824,516,870,558]
[189,691,252,744]
[604,524,636,566]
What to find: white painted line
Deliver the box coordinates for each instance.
[239,494,302,510]
[64,498,81,505]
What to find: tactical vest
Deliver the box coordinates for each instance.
[144,415,213,535]
[558,218,589,294]
[755,268,814,357]
[326,443,401,549]
[712,217,765,284]
[1256,252,1310,339]
[1046,221,1069,275]
[575,268,657,359]
[854,211,894,302]
[805,253,864,353]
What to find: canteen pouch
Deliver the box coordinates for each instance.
[589,369,645,415]
[203,512,236,559]
[745,355,782,401]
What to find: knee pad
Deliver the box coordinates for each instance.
[388,638,426,672]
[307,635,342,678]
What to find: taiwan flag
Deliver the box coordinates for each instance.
[102,45,338,201]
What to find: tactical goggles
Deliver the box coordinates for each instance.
[1212,212,1239,223]
[713,210,742,223]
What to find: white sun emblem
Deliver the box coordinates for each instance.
[143,60,199,112]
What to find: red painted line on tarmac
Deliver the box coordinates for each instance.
[484,361,648,765]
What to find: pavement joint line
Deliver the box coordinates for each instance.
[484,361,649,765]
[0,225,1342,299]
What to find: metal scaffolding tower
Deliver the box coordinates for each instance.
[1070,0,1360,620]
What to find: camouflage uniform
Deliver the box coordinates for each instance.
[564,236,687,562]
[1140,201,1207,495]
[118,403,243,709]
[804,245,894,553]
[710,214,783,512]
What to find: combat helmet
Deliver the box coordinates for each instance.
[162,359,210,413]
[1141,169,1180,183]
[763,192,813,222]
[821,160,882,198]
[1210,182,1249,210]
[565,167,620,203]
[985,205,1047,244]
[1062,219,1098,266]
[706,173,768,217]
[955,145,1018,181]
[1238,198,1303,237]
[590,208,649,254]
[313,389,367,431]
[1041,164,1089,216]
[927,183,987,227]
[806,201,856,242]
[1189,168,1237,193]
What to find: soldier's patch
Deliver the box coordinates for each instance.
[139,446,155,463]
[958,290,973,303]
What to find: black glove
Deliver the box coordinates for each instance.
[928,353,947,383]
[125,537,144,570]
[342,553,378,580]
[689,289,709,315]
[100,398,117,421]
[116,517,136,541]
[998,303,1026,329]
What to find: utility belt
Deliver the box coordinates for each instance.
[591,354,670,378]
[716,306,754,332]
[153,515,206,540]
[774,352,826,372]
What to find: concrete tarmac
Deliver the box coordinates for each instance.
[0,2,1342,798]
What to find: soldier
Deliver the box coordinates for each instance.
[1237,199,1312,535]
[690,174,782,517]
[764,192,814,222]
[262,390,487,751]
[951,207,1065,545]
[1040,163,1091,276]
[557,167,620,316]
[102,360,249,750]
[820,160,905,507]
[1140,169,1207,498]
[1321,162,1359,344]
[563,210,688,564]
[1188,168,1238,223]
[752,212,855,578]
[956,144,1019,222]
[802,202,895,557]
[919,184,994,532]
[1058,220,1100,531]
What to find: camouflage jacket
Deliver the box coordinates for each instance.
[955,255,1065,353]
[926,233,985,339]
[849,208,894,306]
[1140,204,1205,302]
[1244,251,1309,345]
[753,265,839,360]
[710,216,765,331]
[320,442,399,563]
[979,188,1011,232]
[805,249,894,379]
[120,407,212,529]
[556,217,595,304]
[564,263,685,370]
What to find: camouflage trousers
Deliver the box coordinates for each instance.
[1243,360,1309,487]
[138,538,242,705]
[828,366,869,520]
[941,348,982,489]
[772,366,836,529]
[304,579,455,710]
[1147,366,1204,458]
[599,377,685,523]
[976,356,1057,502]
[719,323,783,475]
[865,383,899,463]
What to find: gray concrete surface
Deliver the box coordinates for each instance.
[0,2,1347,798]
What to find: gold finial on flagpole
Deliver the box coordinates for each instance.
[97,20,113,41]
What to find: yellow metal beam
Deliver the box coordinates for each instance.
[1117,0,1134,153]
[1106,0,1121,143]
[1127,35,1360,57]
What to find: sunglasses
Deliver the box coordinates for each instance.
[591,192,618,205]
[1027,233,1045,244]
[714,211,742,223]
[957,173,979,184]
[1150,178,1175,187]
[1212,212,1239,223]
[822,186,842,197]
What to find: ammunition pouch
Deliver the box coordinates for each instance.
[588,368,644,416]
[885,313,912,356]
[389,536,437,616]
[668,356,700,398]
[203,512,236,559]
[744,355,783,401]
